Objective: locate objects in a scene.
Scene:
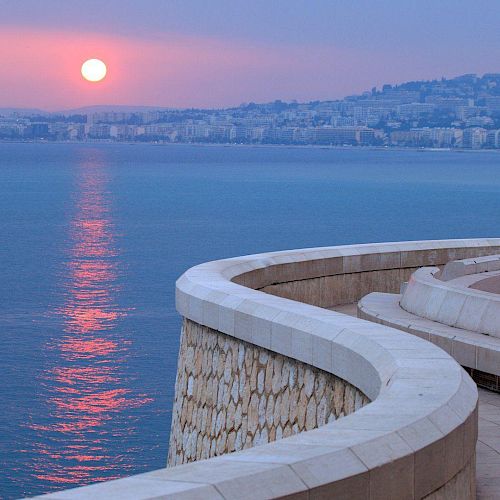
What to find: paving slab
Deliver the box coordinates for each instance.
[478,388,500,499]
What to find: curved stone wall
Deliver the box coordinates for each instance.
[400,266,500,338]
[168,319,369,466]
[359,291,500,390]
[40,239,500,499]
[439,254,500,281]
[242,241,500,309]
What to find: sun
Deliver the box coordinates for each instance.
[81,59,107,82]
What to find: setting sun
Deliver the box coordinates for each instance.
[81,58,107,82]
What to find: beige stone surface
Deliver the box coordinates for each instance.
[400,266,500,339]
[165,241,487,498]
[357,293,500,498]
[38,239,498,499]
[37,390,495,500]
[424,456,476,500]
[440,254,500,281]
[167,318,369,466]
[471,273,500,294]
[359,291,500,379]
[477,388,500,500]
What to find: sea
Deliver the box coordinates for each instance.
[1,143,499,498]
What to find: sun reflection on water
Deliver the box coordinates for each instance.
[28,152,151,489]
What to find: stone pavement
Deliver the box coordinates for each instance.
[471,274,500,294]
[477,388,500,499]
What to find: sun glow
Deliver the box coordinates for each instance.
[81,59,107,82]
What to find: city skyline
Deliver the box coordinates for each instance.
[1,0,499,110]
[2,72,500,150]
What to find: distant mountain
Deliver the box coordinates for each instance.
[0,107,48,116]
[2,72,499,118]
[57,105,174,115]
[0,105,175,117]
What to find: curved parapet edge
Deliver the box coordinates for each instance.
[359,292,500,383]
[36,239,500,499]
[440,254,500,281]
[401,266,500,338]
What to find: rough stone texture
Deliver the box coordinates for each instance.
[167,318,370,467]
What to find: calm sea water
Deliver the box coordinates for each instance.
[1,143,499,498]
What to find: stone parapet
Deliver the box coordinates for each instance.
[400,266,500,338]
[358,292,500,384]
[38,239,500,499]
[167,319,369,466]
[440,254,500,281]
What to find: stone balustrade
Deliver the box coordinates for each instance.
[37,238,500,499]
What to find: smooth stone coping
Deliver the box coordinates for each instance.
[401,266,500,339]
[440,254,500,281]
[35,239,499,499]
[359,292,500,378]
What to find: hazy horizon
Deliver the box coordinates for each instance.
[1,1,499,110]
[1,70,498,116]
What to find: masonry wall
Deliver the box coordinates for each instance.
[44,241,488,498]
[167,318,370,467]
[259,267,417,308]
[233,246,500,309]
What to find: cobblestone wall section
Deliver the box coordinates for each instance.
[167,318,370,466]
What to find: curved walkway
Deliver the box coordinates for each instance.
[357,292,500,380]
[332,304,500,499]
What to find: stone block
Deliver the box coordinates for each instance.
[290,448,368,491]
[40,474,223,500]
[478,301,500,339]
[477,344,500,377]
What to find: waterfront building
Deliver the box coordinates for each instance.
[397,102,435,118]
[429,127,462,147]
[463,127,488,149]
[486,129,500,148]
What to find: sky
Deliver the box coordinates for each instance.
[1,0,499,111]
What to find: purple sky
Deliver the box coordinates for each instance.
[1,0,499,110]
